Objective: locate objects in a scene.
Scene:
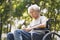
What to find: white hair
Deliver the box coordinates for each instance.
[28,4,40,14]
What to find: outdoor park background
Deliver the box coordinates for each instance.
[0,0,60,40]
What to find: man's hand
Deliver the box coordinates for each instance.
[22,28,32,32]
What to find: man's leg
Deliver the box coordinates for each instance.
[7,32,14,40]
[14,29,31,40]
[33,32,45,40]
[14,29,45,40]
[7,30,45,40]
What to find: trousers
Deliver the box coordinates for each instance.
[7,29,50,40]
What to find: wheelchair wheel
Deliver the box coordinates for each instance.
[42,32,60,40]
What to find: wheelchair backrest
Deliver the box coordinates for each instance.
[46,18,55,30]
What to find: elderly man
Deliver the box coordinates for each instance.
[7,4,48,40]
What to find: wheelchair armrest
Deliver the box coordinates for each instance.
[31,28,50,33]
[33,28,49,30]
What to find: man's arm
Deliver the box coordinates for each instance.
[22,23,46,32]
[31,16,48,29]
[22,16,48,32]
[31,23,46,29]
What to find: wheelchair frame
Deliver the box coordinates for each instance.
[31,19,60,40]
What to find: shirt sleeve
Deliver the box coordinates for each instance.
[41,16,48,24]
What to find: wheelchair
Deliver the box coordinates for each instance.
[7,19,60,40]
[31,19,60,40]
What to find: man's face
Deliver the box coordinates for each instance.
[29,9,39,19]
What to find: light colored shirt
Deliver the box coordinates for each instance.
[28,16,48,33]
[28,16,48,28]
